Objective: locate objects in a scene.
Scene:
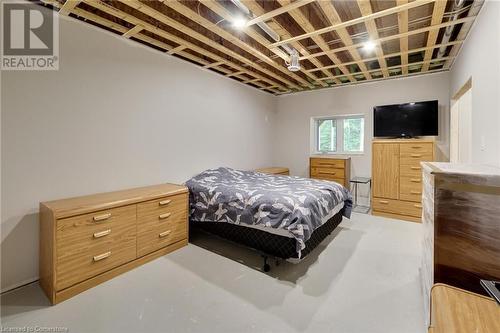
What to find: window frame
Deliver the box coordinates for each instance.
[312,114,365,155]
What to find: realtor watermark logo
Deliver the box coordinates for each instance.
[1,1,59,70]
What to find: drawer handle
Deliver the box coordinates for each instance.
[93,251,111,262]
[414,204,422,208]
[159,230,172,238]
[93,213,111,222]
[411,154,423,158]
[410,191,422,194]
[410,179,421,183]
[93,229,111,238]
[410,167,421,170]
[159,213,172,219]
[411,146,423,149]
[159,199,172,206]
[319,171,336,175]
[379,200,389,204]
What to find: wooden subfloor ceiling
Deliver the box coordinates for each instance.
[40,0,483,95]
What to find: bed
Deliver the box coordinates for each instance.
[186,167,352,271]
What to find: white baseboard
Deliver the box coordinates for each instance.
[1,277,39,294]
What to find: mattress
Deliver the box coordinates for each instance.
[186,167,352,255]
[217,201,345,238]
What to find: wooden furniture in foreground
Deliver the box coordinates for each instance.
[255,167,289,176]
[371,139,435,222]
[421,162,500,324]
[429,284,500,333]
[40,184,188,304]
[309,156,351,188]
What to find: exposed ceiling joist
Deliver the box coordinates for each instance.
[199,0,317,88]
[82,0,287,91]
[122,24,143,38]
[356,0,389,77]
[318,56,454,81]
[246,0,315,26]
[152,0,307,90]
[298,16,476,61]
[421,0,447,72]
[44,0,482,95]
[59,0,80,15]
[277,0,356,82]
[241,0,332,86]
[307,40,464,73]
[397,0,409,75]
[316,0,372,80]
[269,0,436,48]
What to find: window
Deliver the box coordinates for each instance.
[317,119,337,152]
[313,115,365,154]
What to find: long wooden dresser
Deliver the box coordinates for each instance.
[40,183,188,304]
[371,139,435,222]
[310,156,351,188]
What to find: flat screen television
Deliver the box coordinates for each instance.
[373,100,438,138]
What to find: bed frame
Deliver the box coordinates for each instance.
[190,209,344,272]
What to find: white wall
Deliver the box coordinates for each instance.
[1,14,276,291]
[449,1,500,166]
[272,73,451,184]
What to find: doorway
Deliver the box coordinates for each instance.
[450,78,472,163]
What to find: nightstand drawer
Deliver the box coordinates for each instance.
[310,158,345,169]
[311,167,345,179]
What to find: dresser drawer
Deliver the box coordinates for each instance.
[137,194,188,257]
[400,143,433,155]
[310,167,345,179]
[373,197,422,218]
[137,220,187,257]
[56,205,136,258]
[400,177,423,202]
[310,158,345,169]
[400,164,423,177]
[136,193,187,222]
[400,152,433,164]
[55,206,137,290]
[311,175,346,186]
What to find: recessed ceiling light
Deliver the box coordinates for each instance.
[232,17,247,29]
[363,41,376,52]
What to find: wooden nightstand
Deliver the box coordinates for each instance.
[255,167,289,176]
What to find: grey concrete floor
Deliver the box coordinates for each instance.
[1,212,425,333]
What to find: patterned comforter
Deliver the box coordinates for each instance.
[186,167,352,256]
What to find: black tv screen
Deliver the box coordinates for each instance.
[373,100,438,137]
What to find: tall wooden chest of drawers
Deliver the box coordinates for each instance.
[309,156,351,188]
[40,183,188,304]
[371,139,435,222]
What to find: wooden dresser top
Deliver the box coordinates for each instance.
[41,183,188,219]
[373,138,435,144]
[255,167,289,174]
[310,155,351,160]
[431,284,500,333]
